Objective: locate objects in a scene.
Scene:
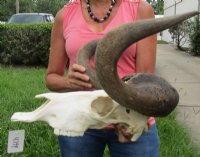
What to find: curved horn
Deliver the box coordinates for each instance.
[94,11,199,117]
[76,40,102,89]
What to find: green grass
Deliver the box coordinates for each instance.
[0,66,199,157]
[157,40,168,44]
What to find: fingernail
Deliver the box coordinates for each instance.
[88,84,92,88]
[81,66,86,71]
[85,76,89,81]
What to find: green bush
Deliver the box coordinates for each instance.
[168,20,191,51]
[189,16,200,56]
[0,23,53,66]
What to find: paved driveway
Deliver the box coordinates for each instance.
[156,44,200,146]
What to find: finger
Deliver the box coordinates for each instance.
[68,71,90,82]
[121,129,133,140]
[70,84,89,91]
[118,126,132,139]
[115,125,133,143]
[117,128,131,143]
[72,64,86,73]
[70,78,92,88]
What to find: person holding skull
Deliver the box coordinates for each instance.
[45,0,159,156]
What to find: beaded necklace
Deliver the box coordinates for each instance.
[86,0,116,23]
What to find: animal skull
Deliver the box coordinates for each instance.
[11,12,199,141]
[11,90,148,141]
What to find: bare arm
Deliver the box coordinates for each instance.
[136,0,157,73]
[45,9,92,92]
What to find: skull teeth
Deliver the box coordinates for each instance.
[54,129,85,136]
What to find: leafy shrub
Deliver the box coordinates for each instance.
[168,20,191,51]
[189,16,200,56]
[0,23,53,66]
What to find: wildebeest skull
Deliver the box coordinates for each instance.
[11,90,148,141]
[11,11,199,140]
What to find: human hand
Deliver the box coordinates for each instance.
[67,64,93,91]
[115,124,133,143]
[115,122,151,143]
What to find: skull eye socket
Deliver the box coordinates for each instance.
[126,109,130,114]
[91,96,114,117]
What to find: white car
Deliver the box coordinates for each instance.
[8,13,54,24]
[0,21,6,24]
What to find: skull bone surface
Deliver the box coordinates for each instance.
[11,90,148,141]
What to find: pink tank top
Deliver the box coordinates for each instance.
[63,0,139,78]
[63,0,155,126]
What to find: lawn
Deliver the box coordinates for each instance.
[157,40,168,44]
[0,66,199,157]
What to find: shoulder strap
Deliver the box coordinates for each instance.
[123,0,140,21]
[63,0,81,31]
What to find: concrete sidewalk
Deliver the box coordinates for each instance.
[156,44,200,146]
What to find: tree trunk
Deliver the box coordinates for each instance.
[198,0,200,19]
[16,0,19,13]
